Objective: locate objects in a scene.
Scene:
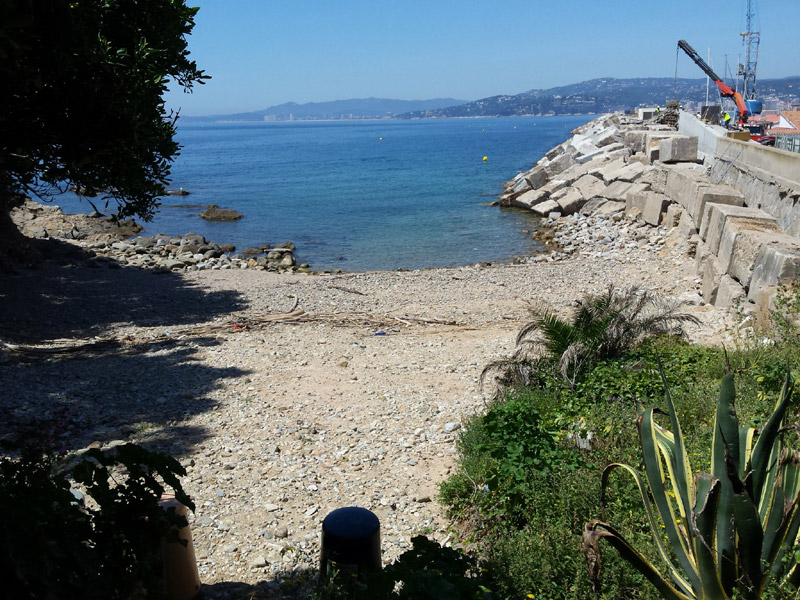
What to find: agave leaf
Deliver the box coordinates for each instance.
[586,520,695,600]
[751,373,794,505]
[660,370,696,543]
[639,408,701,594]
[601,462,695,596]
[711,374,739,594]
[692,473,728,600]
[727,460,765,600]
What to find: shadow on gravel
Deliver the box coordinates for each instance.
[201,568,321,600]
[0,238,247,344]
[0,243,252,455]
[0,340,252,456]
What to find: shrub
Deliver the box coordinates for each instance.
[0,443,193,599]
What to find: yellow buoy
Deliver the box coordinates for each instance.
[482,156,488,162]
[379,137,382,141]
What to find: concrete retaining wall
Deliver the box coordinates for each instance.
[678,111,725,159]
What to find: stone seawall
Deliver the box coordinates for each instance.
[502,111,800,328]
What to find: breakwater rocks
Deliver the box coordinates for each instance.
[503,112,800,319]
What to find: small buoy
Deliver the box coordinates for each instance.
[379,137,382,141]
[482,156,488,162]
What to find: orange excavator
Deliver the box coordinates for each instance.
[678,39,749,125]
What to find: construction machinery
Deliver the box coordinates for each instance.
[678,39,749,124]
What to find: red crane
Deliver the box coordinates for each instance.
[678,39,749,124]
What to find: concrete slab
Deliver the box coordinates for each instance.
[623,130,648,153]
[625,191,649,215]
[716,218,783,277]
[690,186,745,229]
[589,157,627,180]
[701,204,776,254]
[728,228,800,287]
[701,256,723,304]
[695,239,713,274]
[664,167,707,209]
[594,200,626,217]
[541,179,567,195]
[747,245,800,303]
[715,275,746,308]
[512,177,531,194]
[556,188,586,215]
[642,193,672,226]
[659,136,699,163]
[524,165,549,190]
[531,199,561,217]
[511,189,550,209]
[545,152,574,178]
[602,161,646,185]
[679,210,698,238]
[664,203,683,229]
[572,174,607,199]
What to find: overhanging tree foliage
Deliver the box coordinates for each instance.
[0,0,207,223]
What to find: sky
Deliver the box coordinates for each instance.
[164,0,800,116]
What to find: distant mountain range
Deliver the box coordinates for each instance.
[397,76,800,118]
[186,97,466,121]
[184,76,799,122]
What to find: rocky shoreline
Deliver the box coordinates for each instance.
[11,200,308,274]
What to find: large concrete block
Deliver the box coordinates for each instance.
[556,188,586,215]
[625,191,649,215]
[679,210,698,238]
[576,147,605,164]
[541,178,567,195]
[624,130,648,153]
[664,167,706,209]
[642,193,672,226]
[531,199,561,217]
[664,203,683,229]
[594,200,625,217]
[747,245,800,302]
[511,189,550,209]
[512,177,531,194]
[602,161,646,185]
[544,152,575,178]
[659,136,699,163]
[695,238,713,274]
[701,204,776,254]
[717,218,783,278]
[590,158,627,180]
[690,186,745,229]
[701,256,724,304]
[728,228,800,287]
[715,275,746,308]
[589,126,619,148]
[572,174,606,199]
[524,165,549,190]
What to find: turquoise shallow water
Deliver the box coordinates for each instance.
[51,115,593,271]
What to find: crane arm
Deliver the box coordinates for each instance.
[677,39,749,123]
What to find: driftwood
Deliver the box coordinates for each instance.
[0,309,461,359]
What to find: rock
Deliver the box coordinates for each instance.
[443,422,460,433]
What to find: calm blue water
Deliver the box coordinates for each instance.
[52,116,593,271]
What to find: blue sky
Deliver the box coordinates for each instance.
[164,0,800,116]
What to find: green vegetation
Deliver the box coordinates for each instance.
[0,442,193,599]
[441,286,800,600]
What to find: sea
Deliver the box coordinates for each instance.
[51,115,594,272]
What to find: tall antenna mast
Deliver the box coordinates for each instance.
[738,0,759,100]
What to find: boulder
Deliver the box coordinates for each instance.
[512,189,549,209]
[199,205,244,221]
[544,152,574,178]
[641,193,672,226]
[715,275,746,308]
[524,165,549,189]
[572,174,606,199]
[555,188,586,215]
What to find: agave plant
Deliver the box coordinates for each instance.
[584,371,800,599]
[483,285,699,392]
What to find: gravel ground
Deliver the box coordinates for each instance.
[0,210,734,598]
